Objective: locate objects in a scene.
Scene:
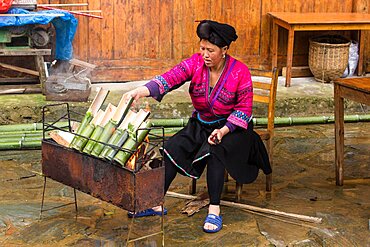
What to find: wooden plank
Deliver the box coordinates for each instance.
[88,0,102,59]
[253,81,271,90]
[0,78,38,83]
[253,94,269,103]
[0,49,51,56]
[0,62,39,76]
[100,0,113,60]
[282,66,313,78]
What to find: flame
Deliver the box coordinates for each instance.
[125,135,150,171]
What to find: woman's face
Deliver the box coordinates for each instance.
[199,39,226,69]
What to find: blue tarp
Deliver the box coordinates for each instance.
[0,8,78,60]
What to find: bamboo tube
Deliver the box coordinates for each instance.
[0,122,68,132]
[0,131,43,137]
[0,136,41,143]
[82,104,117,154]
[99,110,136,160]
[89,97,134,157]
[0,140,40,150]
[71,109,107,151]
[113,121,151,168]
[69,88,109,147]
[166,191,323,224]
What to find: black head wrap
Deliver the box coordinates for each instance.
[196,20,238,47]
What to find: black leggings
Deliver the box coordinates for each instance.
[164,155,225,205]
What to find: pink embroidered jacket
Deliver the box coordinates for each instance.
[145,53,253,130]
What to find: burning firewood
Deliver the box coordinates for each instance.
[49,130,75,148]
[113,120,152,169]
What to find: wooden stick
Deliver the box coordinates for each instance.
[166,191,323,224]
[39,6,102,19]
[38,3,88,7]
[73,10,102,13]
[0,62,39,76]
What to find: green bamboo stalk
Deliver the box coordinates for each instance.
[69,87,109,148]
[113,121,151,168]
[0,122,68,132]
[99,128,129,160]
[0,140,41,150]
[0,131,43,138]
[90,97,134,157]
[0,136,41,143]
[82,125,104,154]
[71,123,96,151]
[150,118,189,127]
[89,120,117,156]
[69,111,93,148]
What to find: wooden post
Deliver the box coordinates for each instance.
[34,55,47,93]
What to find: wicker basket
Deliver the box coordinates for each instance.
[309,35,350,83]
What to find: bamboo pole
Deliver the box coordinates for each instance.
[38,4,89,7]
[0,122,68,132]
[39,6,103,19]
[166,191,322,224]
[1,114,368,134]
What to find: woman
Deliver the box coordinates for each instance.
[124,20,271,233]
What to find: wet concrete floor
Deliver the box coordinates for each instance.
[0,122,369,246]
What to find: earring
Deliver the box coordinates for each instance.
[223,54,225,59]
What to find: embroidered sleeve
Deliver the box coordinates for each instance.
[227,68,253,129]
[145,54,198,102]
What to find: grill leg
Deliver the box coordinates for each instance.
[39,176,47,219]
[73,188,78,219]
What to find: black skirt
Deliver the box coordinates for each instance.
[163,117,272,184]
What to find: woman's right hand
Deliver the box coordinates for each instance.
[123,86,150,105]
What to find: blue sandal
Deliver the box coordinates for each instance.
[128,208,167,218]
[203,214,223,233]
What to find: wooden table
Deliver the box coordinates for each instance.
[0,48,51,92]
[333,77,370,185]
[268,12,370,87]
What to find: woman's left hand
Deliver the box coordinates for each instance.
[208,126,230,145]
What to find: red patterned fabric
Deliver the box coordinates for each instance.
[149,53,253,129]
[0,0,13,13]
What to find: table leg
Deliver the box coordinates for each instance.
[334,84,344,186]
[285,29,294,87]
[357,30,364,76]
[272,21,278,69]
[34,55,47,94]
